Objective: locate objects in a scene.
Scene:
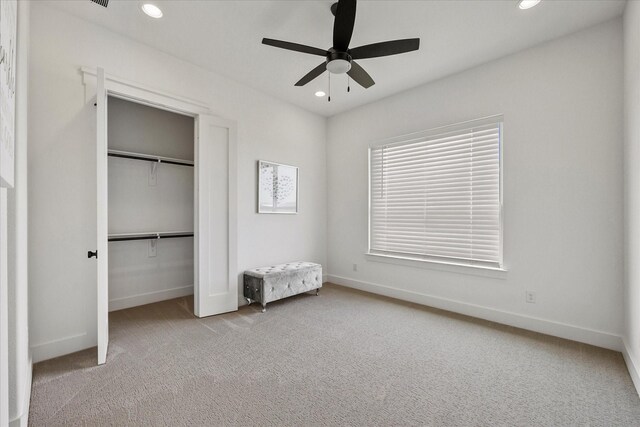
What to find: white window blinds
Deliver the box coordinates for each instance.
[369,119,502,268]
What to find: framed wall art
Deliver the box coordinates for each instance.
[258,160,298,214]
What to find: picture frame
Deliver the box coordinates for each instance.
[258,160,298,214]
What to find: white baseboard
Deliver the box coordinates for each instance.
[9,355,31,427]
[109,285,193,312]
[328,274,623,352]
[32,287,195,363]
[622,339,640,397]
[31,332,93,364]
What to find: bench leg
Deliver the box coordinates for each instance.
[245,297,252,305]
[316,288,320,296]
[261,303,266,313]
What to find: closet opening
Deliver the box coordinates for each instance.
[107,96,195,313]
[91,66,238,364]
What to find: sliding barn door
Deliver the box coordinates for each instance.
[96,68,109,365]
[194,115,237,317]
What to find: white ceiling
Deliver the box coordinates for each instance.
[45,0,625,117]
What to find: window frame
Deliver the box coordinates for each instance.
[367,115,505,271]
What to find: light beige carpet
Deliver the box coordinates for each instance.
[30,283,640,426]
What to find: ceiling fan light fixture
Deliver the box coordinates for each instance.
[315,91,326,97]
[261,0,420,90]
[327,59,351,74]
[518,0,541,10]
[141,3,163,18]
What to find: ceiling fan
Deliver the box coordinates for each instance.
[262,0,420,91]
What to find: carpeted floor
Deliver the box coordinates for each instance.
[30,283,640,426]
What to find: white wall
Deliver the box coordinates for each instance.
[108,97,194,160]
[327,19,624,350]
[623,0,640,393]
[28,3,327,362]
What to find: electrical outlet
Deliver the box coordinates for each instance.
[525,291,536,304]
[148,239,157,257]
[353,263,358,272]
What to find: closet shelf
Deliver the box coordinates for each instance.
[107,149,194,167]
[108,231,194,242]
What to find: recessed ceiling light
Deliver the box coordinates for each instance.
[518,0,541,10]
[315,91,326,97]
[141,3,163,19]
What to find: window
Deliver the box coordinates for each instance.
[369,117,503,269]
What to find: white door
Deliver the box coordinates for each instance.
[96,68,109,365]
[194,115,237,317]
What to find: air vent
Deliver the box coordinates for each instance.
[90,0,109,7]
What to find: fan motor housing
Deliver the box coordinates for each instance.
[326,50,352,74]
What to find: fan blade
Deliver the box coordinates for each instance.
[347,61,374,89]
[350,38,420,60]
[262,38,327,56]
[295,62,327,86]
[333,0,357,51]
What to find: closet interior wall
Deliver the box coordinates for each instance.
[107,97,195,311]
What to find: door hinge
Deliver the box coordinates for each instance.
[88,250,98,259]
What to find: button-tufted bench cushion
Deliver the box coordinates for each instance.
[243,262,322,312]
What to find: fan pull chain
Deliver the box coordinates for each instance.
[328,73,331,102]
[347,75,351,93]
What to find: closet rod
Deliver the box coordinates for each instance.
[108,232,194,242]
[107,149,194,167]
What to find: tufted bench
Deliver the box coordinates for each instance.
[243,262,322,312]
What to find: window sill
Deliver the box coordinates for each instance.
[364,253,508,279]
